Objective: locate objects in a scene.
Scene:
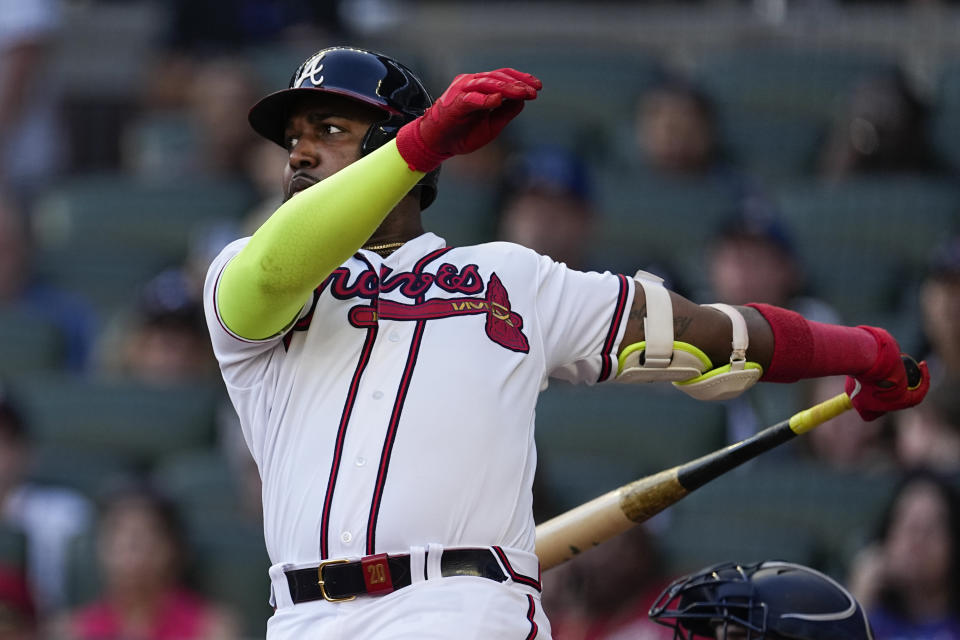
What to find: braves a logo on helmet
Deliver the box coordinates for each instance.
[292,51,325,88]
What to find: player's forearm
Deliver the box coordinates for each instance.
[620,292,774,372]
[218,140,424,339]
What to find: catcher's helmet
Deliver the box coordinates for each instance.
[248,46,439,209]
[649,561,874,640]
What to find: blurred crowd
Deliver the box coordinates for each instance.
[1,0,960,637]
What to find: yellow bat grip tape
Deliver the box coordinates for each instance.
[788,393,853,435]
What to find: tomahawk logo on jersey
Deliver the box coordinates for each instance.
[315,261,529,352]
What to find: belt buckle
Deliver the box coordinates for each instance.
[317,559,356,602]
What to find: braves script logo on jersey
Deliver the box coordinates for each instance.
[292,51,325,88]
[325,263,529,353]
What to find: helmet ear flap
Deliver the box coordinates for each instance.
[361,115,440,210]
[361,114,407,155]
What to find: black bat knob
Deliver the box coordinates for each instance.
[902,355,923,389]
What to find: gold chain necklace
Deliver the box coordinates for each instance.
[361,241,406,256]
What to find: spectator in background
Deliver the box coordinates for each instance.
[0,564,36,640]
[847,469,960,639]
[493,144,683,281]
[892,379,960,474]
[0,388,92,617]
[818,70,948,181]
[0,193,96,372]
[631,78,783,283]
[96,269,215,386]
[634,79,721,177]
[706,210,838,323]
[186,59,264,179]
[542,525,674,640]
[144,0,344,112]
[632,77,774,206]
[124,57,266,183]
[919,236,960,383]
[51,485,239,640]
[496,145,597,270]
[803,375,896,473]
[706,210,842,446]
[238,137,289,234]
[0,0,64,209]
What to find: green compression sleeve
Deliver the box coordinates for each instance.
[217,140,425,340]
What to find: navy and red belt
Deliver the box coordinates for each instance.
[285,548,507,604]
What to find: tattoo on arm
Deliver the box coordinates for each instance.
[628,304,647,322]
[628,306,691,336]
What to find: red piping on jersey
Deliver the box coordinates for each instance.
[320,255,378,559]
[525,594,539,640]
[598,274,630,382]
[319,322,378,559]
[492,546,542,591]
[366,318,426,554]
[366,247,452,554]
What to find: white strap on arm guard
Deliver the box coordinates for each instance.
[672,303,763,401]
[616,271,712,383]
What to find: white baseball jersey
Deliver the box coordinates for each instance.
[204,231,634,632]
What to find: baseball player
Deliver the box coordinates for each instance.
[648,560,874,640]
[202,46,929,638]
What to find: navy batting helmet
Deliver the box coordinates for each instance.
[248,46,440,209]
[649,561,874,640]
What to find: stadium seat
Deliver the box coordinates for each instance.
[151,448,242,515]
[0,525,28,572]
[662,461,899,576]
[27,446,134,499]
[34,246,169,316]
[591,169,743,294]
[535,382,727,512]
[426,175,500,246]
[63,532,99,608]
[715,112,825,182]
[692,47,900,121]
[187,512,272,638]
[933,60,960,173]
[774,176,960,321]
[0,308,65,375]
[451,47,664,152]
[121,112,199,179]
[691,48,899,179]
[32,173,256,263]
[9,373,220,466]
[659,510,822,576]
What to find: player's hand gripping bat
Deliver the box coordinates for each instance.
[535,356,924,571]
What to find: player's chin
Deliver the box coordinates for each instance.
[284,175,323,202]
[283,184,312,203]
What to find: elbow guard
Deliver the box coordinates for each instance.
[615,271,762,401]
[673,303,762,401]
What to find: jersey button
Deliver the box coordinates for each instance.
[355,457,366,467]
[372,390,383,400]
[388,332,402,342]
[341,531,353,544]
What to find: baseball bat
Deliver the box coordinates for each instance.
[535,356,923,571]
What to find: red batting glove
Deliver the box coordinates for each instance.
[396,68,542,172]
[844,326,930,421]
